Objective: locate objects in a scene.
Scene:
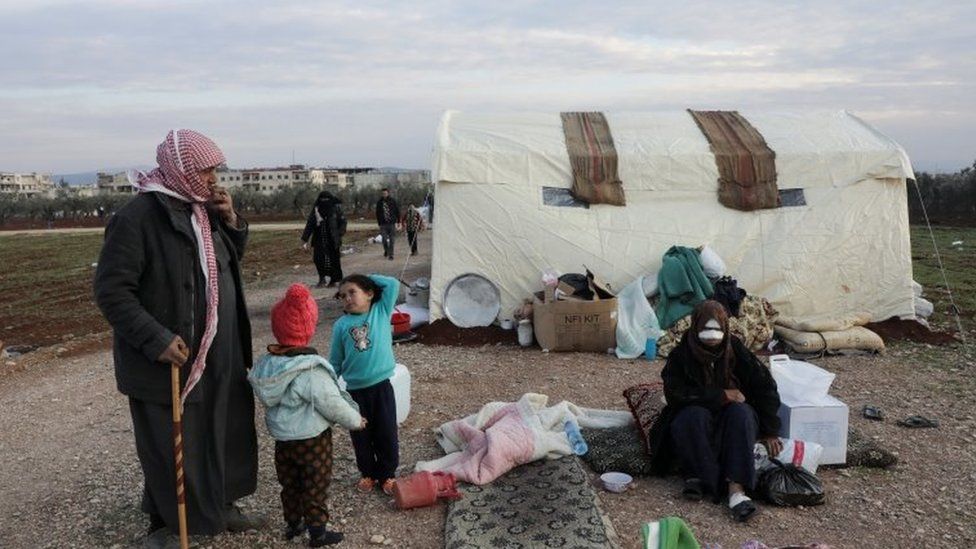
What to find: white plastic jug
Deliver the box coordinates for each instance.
[517,320,534,347]
[339,363,411,424]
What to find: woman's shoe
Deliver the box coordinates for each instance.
[356,477,376,492]
[729,498,758,522]
[681,478,704,501]
[381,478,397,495]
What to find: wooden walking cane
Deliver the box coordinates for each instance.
[171,363,190,549]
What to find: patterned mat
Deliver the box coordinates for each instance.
[445,456,619,549]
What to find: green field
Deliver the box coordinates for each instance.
[910,225,976,337]
[0,225,973,348]
[0,230,301,347]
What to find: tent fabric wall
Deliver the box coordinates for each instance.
[430,110,915,329]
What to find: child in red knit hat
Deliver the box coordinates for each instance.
[248,284,366,547]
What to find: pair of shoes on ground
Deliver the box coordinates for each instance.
[356,476,396,495]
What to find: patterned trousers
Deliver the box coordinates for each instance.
[274,429,334,528]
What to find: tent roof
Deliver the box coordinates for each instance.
[433,110,913,190]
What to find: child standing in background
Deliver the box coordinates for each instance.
[330,273,401,495]
[248,284,365,547]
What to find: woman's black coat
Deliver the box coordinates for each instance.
[647,334,781,474]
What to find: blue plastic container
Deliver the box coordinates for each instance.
[645,338,658,360]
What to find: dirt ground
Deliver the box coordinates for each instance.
[1,230,975,548]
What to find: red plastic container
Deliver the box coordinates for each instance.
[391,311,411,335]
[393,471,461,510]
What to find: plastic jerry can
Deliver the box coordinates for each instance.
[393,471,461,510]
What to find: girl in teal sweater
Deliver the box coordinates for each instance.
[330,273,400,495]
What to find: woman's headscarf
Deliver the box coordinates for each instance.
[314,190,338,213]
[687,300,737,387]
[128,129,226,406]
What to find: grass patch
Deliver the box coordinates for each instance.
[910,225,976,336]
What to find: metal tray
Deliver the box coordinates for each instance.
[443,273,501,328]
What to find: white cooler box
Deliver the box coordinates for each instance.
[339,363,412,425]
[777,394,848,465]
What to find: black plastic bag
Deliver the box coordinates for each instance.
[757,459,825,507]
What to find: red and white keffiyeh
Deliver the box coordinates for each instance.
[129,129,226,407]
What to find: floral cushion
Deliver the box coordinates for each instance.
[622,382,665,457]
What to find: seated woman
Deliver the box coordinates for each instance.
[648,300,783,522]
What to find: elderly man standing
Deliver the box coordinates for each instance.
[375,187,400,260]
[94,129,264,548]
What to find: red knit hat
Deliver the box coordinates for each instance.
[271,284,319,347]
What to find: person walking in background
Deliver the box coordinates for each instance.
[94,129,264,548]
[403,203,425,256]
[374,188,400,261]
[329,274,401,496]
[302,191,347,288]
[248,284,365,547]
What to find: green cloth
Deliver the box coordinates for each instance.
[655,246,713,329]
[641,517,700,549]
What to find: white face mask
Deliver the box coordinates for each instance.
[698,319,724,343]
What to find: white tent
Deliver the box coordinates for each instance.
[429,110,915,329]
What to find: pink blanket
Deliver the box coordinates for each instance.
[418,403,535,485]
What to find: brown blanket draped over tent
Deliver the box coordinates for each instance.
[560,111,626,206]
[689,110,780,211]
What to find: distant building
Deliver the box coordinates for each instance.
[350,169,431,189]
[218,165,351,192]
[97,171,134,194]
[0,172,55,197]
[66,184,99,198]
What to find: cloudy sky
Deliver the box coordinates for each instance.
[1,0,973,174]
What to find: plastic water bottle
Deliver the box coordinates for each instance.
[645,338,657,360]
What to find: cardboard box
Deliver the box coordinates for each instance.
[777,394,849,465]
[532,295,618,352]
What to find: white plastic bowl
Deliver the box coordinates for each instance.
[600,472,632,493]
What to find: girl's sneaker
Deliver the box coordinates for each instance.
[356,477,376,492]
[381,478,397,496]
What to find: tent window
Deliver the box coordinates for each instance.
[779,188,806,207]
[542,187,589,209]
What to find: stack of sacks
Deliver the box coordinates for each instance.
[774,313,884,354]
